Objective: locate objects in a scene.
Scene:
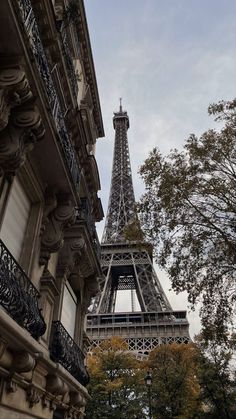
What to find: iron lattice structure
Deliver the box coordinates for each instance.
[86,103,190,356]
[102,104,135,244]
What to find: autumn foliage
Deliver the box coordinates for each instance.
[137,98,236,342]
[86,337,236,418]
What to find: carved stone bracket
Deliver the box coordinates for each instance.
[11,351,36,374]
[85,274,99,300]
[6,376,17,393]
[0,66,32,131]
[26,385,41,408]
[57,236,86,277]
[69,391,86,408]
[0,106,45,174]
[40,191,75,265]
[50,400,58,411]
[78,257,93,279]
[42,395,51,409]
[46,373,69,396]
[65,408,81,419]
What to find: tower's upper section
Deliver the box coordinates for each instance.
[102,102,136,243]
[113,99,130,129]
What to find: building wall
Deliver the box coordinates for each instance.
[0,1,104,418]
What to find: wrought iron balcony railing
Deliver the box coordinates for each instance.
[50,321,89,386]
[0,239,46,339]
[60,25,79,100]
[17,0,80,190]
[76,198,101,259]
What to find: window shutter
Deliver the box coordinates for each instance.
[61,281,77,338]
[0,178,31,261]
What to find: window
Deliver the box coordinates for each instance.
[0,177,31,261]
[61,281,77,338]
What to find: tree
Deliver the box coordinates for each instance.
[137,98,236,341]
[194,333,236,419]
[146,343,200,419]
[85,337,145,419]
[86,337,235,418]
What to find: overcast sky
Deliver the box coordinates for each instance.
[84,0,236,338]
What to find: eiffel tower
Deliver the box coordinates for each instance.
[86,101,190,356]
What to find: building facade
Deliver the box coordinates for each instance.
[0,0,104,418]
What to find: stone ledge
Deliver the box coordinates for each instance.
[0,308,89,398]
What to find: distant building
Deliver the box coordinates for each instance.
[0,0,104,418]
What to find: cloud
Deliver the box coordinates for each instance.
[85,0,236,336]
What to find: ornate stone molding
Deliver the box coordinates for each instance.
[26,385,41,408]
[50,400,58,411]
[42,395,51,409]
[0,336,8,360]
[65,408,82,419]
[40,192,75,265]
[85,274,99,299]
[6,377,17,393]
[46,373,69,395]
[40,268,59,298]
[0,106,45,174]
[69,391,86,408]
[11,351,35,373]
[0,66,32,131]
[77,251,94,279]
[57,236,86,277]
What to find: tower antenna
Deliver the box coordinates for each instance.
[119,97,122,112]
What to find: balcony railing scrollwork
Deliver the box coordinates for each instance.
[76,198,101,259]
[17,0,80,189]
[50,321,89,386]
[60,24,79,100]
[0,240,46,339]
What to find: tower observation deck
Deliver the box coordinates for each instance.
[86,102,190,356]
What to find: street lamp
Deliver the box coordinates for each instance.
[145,371,152,419]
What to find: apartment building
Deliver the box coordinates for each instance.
[0,1,104,418]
